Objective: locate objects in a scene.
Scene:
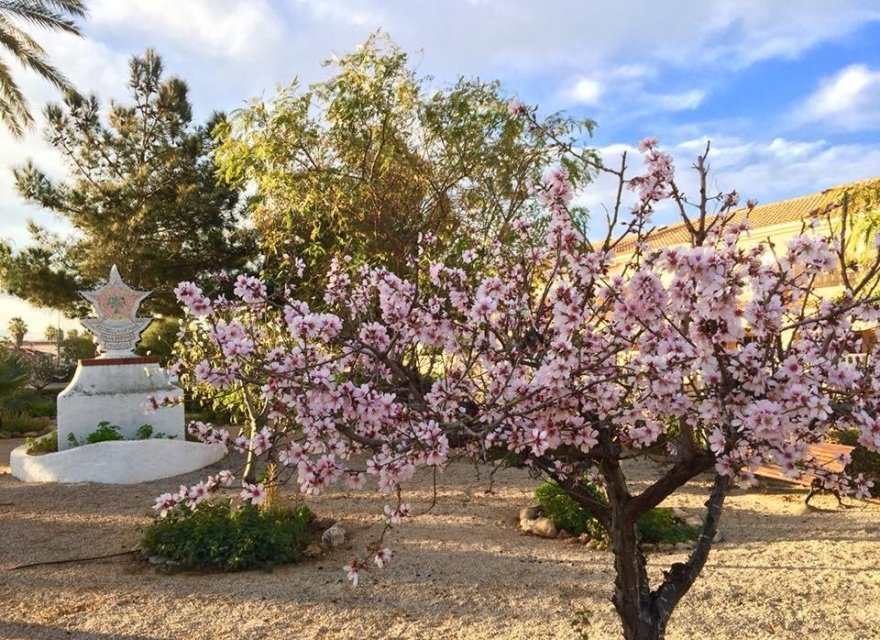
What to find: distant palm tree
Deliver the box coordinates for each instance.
[7,316,27,348]
[0,0,87,137]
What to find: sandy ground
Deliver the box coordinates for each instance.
[1,437,879,640]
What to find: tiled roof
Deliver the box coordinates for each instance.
[614,176,880,254]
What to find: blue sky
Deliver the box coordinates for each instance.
[2,0,880,337]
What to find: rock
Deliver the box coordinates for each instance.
[685,517,703,528]
[519,506,542,521]
[672,507,688,519]
[519,517,536,533]
[563,536,579,545]
[713,530,724,543]
[304,543,324,558]
[22,431,39,438]
[674,542,695,551]
[658,543,675,553]
[577,533,591,545]
[321,523,347,547]
[148,555,170,565]
[530,517,558,539]
[0,432,11,439]
[558,529,572,540]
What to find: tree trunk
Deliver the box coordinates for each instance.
[610,512,667,640]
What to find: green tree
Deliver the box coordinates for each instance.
[7,316,26,347]
[43,324,60,341]
[1,49,257,316]
[0,0,86,137]
[215,33,596,294]
[59,333,94,364]
[136,317,179,365]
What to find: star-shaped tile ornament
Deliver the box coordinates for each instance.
[79,265,152,357]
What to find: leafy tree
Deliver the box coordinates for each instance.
[1,49,257,316]
[215,33,595,296]
[43,324,60,341]
[59,333,94,364]
[136,317,179,364]
[7,316,26,347]
[0,0,86,137]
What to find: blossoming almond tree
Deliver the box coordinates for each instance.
[160,116,880,640]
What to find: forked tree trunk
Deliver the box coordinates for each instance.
[609,474,731,640]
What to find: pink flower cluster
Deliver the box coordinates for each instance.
[164,139,880,584]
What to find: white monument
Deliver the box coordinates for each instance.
[56,266,185,449]
[10,266,226,484]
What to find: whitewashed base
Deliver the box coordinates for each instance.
[57,359,185,450]
[10,439,227,484]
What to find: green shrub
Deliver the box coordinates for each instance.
[83,421,124,444]
[26,400,57,419]
[534,481,699,544]
[635,507,699,544]
[0,413,51,435]
[141,500,312,571]
[832,429,880,497]
[535,481,605,539]
[136,424,154,439]
[25,430,57,455]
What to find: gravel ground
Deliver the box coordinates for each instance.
[2,437,879,640]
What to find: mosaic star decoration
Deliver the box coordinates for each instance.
[79,265,152,357]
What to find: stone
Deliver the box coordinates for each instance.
[529,517,557,538]
[558,529,572,540]
[577,533,591,545]
[713,530,724,543]
[685,517,703,528]
[519,517,536,533]
[321,523,347,547]
[672,507,688,519]
[519,506,541,521]
[304,543,324,558]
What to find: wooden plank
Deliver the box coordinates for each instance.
[752,443,853,488]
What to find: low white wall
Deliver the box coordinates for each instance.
[10,439,227,484]
[57,360,185,450]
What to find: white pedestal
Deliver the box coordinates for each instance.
[10,440,227,484]
[57,357,185,450]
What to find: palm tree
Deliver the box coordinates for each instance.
[0,0,87,137]
[7,316,27,348]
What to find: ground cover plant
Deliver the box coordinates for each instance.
[156,111,880,640]
[141,500,312,571]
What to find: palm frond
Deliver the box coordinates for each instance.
[0,15,68,89]
[0,0,84,36]
[0,55,32,135]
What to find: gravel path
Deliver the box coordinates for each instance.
[2,438,879,640]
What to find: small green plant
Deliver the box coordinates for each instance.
[635,507,699,544]
[136,424,154,439]
[570,606,593,640]
[535,480,605,539]
[535,481,699,544]
[141,500,312,571]
[66,432,78,446]
[83,421,124,444]
[25,430,57,455]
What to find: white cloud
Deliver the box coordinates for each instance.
[796,64,880,130]
[564,77,603,105]
[651,89,705,111]
[88,0,282,60]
